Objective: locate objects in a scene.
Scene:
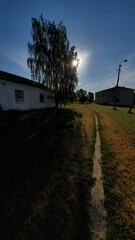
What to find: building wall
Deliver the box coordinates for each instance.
[95,91,114,104]
[118,89,134,106]
[0,79,55,111]
[95,89,134,106]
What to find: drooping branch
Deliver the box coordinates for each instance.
[27,15,79,107]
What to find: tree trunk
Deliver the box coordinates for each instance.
[54,94,59,109]
[128,95,135,113]
[128,104,134,113]
[55,100,58,109]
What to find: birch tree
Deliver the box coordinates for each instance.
[27,15,79,108]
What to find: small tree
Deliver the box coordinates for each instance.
[87,92,94,103]
[77,89,88,104]
[27,15,79,108]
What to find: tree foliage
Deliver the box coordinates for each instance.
[87,91,94,103]
[27,15,79,108]
[77,89,87,104]
[76,89,94,104]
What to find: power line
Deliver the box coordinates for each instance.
[79,69,117,78]
[85,69,116,77]
[79,63,135,79]
[122,64,135,71]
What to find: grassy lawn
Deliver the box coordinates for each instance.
[0,104,95,240]
[89,103,135,240]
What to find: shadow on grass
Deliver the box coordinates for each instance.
[0,108,92,240]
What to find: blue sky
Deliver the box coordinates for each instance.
[0,0,135,93]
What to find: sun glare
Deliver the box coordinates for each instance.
[72,59,78,67]
[77,50,91,74]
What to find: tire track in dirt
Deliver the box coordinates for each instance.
[90,112,107,240]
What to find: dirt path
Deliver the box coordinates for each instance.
[91,112,107,240]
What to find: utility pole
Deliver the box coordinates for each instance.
[113,64,121,110]
[113,59,127,110]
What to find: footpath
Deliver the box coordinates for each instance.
[91,112,107,240]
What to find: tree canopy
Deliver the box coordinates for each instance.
[87,91,94,103]
[27,15,79,108]
[76,89,94,104]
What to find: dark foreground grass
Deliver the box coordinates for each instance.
[0,106,94,240]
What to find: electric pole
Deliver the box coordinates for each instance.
[113,59,127,110]
[113,64,121,110]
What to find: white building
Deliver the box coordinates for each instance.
[95,86,135,107]
[0,71,55,111]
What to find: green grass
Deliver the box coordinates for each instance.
[91,103,135,133]
[90,104,135,240]
[97,115,123,240]
[0,105,95,240]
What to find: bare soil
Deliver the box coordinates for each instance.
[91,112,107,240]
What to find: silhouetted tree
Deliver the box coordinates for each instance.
[87,92,94,103]
[27,15,79,108]
[77,89,88,104]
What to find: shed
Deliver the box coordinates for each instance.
[0,71,55,111]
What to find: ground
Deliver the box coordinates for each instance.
[89,104,135,239]
[0,103,135,240]
[0,104,95,240]
[91,112,107,240]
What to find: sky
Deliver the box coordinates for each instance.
[0,0,135,94]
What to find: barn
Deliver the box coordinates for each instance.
[95,86,135,107]
[0,71,55,111]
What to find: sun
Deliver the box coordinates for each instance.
[72,59,78,67]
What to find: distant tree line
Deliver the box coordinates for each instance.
[75,89,94,104]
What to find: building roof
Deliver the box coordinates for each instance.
[0,70,48,90]
[96,86,134,94]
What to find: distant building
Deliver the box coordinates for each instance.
[95,86,135,107]
[0,71,55,111]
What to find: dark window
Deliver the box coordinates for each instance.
[15,90,24,102]
[97,94,100,98]
[107,93,110,97]
[40,93,44,102]
[102,94,105,97]
[116,98,120,102]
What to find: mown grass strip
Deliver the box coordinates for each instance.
[97,112,135,240]
[97,113,121,239]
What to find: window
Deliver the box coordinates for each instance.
[107,93,110,97]
[40,93,44,102]
[102,94,105,97]
[15,90,24,102]
[97,94,100,98]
